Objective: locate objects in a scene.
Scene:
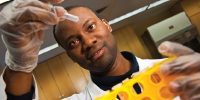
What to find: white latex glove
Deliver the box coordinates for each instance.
[0,0,66,73]
[158,41,200,100]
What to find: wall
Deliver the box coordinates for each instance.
[170,2,184,16]
[132,10,172,37]
[131,10,172,58]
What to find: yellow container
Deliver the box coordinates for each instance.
[94,56,183,100]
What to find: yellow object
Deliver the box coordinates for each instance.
[94,56,183,100]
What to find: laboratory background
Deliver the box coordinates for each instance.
[0,0,200,100]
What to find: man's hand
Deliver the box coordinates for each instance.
[0,0,66,73]
[158,41,200,100]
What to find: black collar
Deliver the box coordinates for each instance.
[90,51,140,91]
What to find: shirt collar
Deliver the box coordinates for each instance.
[90,51,139,91]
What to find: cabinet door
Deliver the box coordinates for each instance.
[120,25,149,59]
[190,13,200,35]
[34,62,61,100]
[60,53,88,93]
[33,72,47,100]
[113,30,132,52]
[80,67,90,83]
[181,0,200,17]
[46,56,76,98]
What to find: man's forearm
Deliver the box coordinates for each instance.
[3,67,33,95]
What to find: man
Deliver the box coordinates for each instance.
[0,0,200,100]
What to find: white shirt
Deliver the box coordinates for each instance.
[0,57,180,100]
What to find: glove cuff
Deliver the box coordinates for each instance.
[5,51,38,73]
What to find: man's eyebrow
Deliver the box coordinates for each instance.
[83,19,92,28]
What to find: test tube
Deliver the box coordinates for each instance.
[61,13,79,22]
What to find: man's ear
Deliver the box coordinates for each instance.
[102,19,112,32]
[67,52,76,63]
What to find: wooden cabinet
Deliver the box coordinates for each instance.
[190,13,200,35]
[179,0,200,35]
[60,53,88,93]
[46,56,76,98]
[141,31,162,59]
[122,25,149,59]
[80,67,90,82]
[181,0,200,17]
[33,72,47,100]
[113,25,149,59]
[113,30,132,52]
[34,52,90,100]
[34,62,61,100]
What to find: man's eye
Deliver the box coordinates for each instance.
[88,24,96,30]
[70,39,79,46]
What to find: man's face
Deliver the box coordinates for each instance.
[56,7,118,74]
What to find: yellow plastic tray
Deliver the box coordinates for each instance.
[94,56,183,100]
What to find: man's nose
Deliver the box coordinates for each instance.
[82,34,97,51]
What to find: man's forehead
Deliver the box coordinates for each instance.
[58,7,97,26]
[55,7,99,39]
[68,7,96,17]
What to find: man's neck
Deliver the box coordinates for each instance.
[105,51,133,76]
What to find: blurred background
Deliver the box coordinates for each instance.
[0,0,200,100]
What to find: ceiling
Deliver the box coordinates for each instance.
[0,0,179,69]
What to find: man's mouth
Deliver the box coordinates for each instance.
[88,47,104,60]
[92,49,101,57]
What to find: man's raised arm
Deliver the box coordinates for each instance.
[0,0,66,98]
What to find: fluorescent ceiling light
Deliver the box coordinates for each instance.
[39,43,59,55]
[148,0,170,9]
[108,6,148,25]
[0,0,10,4]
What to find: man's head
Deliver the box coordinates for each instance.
[53,5,119,74]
